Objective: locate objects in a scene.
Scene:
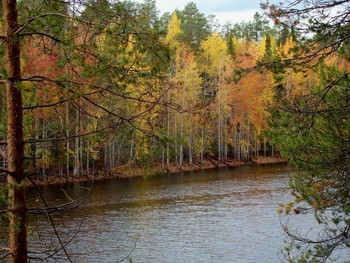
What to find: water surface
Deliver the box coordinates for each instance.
[26,164,298,262]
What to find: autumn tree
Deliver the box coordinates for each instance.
[224,38,273,161]
[173,45,202,165]
[200,32,228,161]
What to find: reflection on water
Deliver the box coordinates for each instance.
[0,163,329,262]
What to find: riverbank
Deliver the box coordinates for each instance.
[251,156,288,164]
[27,156,287,187]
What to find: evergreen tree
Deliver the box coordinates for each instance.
[265,0,350,260]
[176,2,210,50]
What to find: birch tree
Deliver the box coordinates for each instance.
[200,32,227,161]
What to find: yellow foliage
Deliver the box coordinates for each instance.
[278,36,295,59]
[38,154,53,168]
[165,12,183,49]
[312,182,324,192]
[200,32,227,76]
[257,35,277,59]
[285,201,294,214]
[310,201,319,211]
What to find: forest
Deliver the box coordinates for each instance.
[1,0,350,262]
[0,1,290,179]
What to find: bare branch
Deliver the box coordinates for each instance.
[116,238,138,263]
[27,190,92,215]
[0,251,10,262]
[21,74,182,112]
[43,223,82,260]
[0,168,13,176]
[19,32,66,45]
[23,98,69,110]
[24,121,125,144]
[16,12,104,35]
[27,175,93,215]
[26,177,92,262]
[61,189,74,202]
[17,13,71,34]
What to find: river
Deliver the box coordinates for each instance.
[21,163,300,262]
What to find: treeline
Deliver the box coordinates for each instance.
[0,0,344,178]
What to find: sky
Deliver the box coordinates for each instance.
[154,0,266,24]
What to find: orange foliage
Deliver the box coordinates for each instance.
[224,40,273,134]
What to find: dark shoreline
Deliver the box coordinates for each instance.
[25,156,288,187]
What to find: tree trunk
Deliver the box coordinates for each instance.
[217,65,222,162]
[180,88,184,166]
[66,100,70,177]
[174,111,178,165]
[129,137,134,165]
[42,119,47,175]
[3,0,28,262]
[188,111,193,165]
[0,91,2,125]
[73,107,80,176]
[86,140,90,176]
[179,114,183,166]
[166,93,170,167]
[247,120,250,161]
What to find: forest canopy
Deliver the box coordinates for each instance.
[0,0,283,177]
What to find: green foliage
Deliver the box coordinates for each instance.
[221,12,278,43]
[0,186,8,227]
[268,61,350,260]
[338,41,350,62]
[18,0,68,39]
[0,101,5,139]
[176,2,210,49]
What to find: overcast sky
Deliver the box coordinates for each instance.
[153,0,266,24]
